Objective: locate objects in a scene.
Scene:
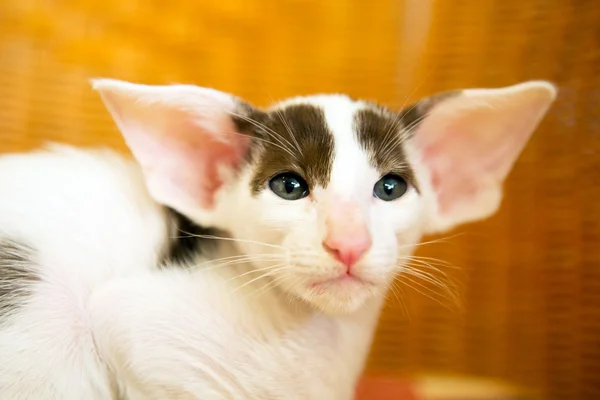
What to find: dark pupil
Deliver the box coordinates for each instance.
[383,179,396,195]
[284,178,300,194]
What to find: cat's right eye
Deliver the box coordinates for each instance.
[373,174,408,201]
[269,173,309,200]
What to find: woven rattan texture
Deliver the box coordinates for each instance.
[1,1,598,399]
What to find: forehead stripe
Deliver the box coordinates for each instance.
[353,106,417,184]
[250,103,334,193]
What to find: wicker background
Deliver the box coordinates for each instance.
[1,1,599,399]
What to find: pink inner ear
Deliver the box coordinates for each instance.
[423,149,475,215]
[94,80,255,214]
[158,117,250,209]
[189,130,250,208]
[419,121,480,214]
[406,82,555,229]
[418,108,541,217]
[120,108,250,210]
[416,110,516,216]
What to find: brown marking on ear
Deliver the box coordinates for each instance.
[397,90,461,133]
[249,104,334,194]
[229,101,266,137]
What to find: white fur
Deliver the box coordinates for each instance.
[0,146,169,399]
[0,80,556,399]
[0,145,382,399]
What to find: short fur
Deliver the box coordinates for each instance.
[0,238,37,320]
[0,80,556,399]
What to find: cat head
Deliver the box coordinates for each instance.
[93,79,556,314]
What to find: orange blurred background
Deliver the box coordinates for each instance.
[1,1,599,399]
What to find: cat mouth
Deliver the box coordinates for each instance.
[310,274,371,289]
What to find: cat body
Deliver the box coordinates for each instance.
[0,80,556,399]
[0,147,168,398]
[0,146,379,399]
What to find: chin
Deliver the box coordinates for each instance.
[298,278,382,315]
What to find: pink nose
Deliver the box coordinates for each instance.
[322,235,372,269]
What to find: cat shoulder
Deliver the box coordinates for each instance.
[0,144,170,274]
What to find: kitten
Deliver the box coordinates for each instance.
[0,79,556,399]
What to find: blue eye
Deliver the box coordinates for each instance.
[373,174,408,201]
[269,173,309,200]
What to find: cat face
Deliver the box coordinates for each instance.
[93,79,556,314]
[216,97,424,313]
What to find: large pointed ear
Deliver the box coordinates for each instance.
[406,81,557,233]
[92,79,257,224]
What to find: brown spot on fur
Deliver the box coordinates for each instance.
[230,91,461,195]
[399,89,461,131]
[0,238,38,321]
[249,104,334,194]
[354,90,462,187]
[354,106,417,185]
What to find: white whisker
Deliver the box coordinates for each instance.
[275,108,303,157]
[399,261,459,295]
[228,111,297,157]
[226,263,289,282]
[233,264,289,293]
[245,272,291,301]
[193,253,283,270]
[388,281,410,320]
[176,231,285,250]
[401,267,459,302]
[378,113,427,162]
[397,257,458,279]
[229,128,297,158]
[396,274,456,311]
[398,232,466,249]
[397,255,456,268]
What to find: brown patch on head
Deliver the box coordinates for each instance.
[354,90,462,186]
[399,89,461,130]
[248,104,334,194]
[354,106,416,184]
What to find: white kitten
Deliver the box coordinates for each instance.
[0,80,556,399]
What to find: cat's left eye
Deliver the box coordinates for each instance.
[269,173,310,200]
[373,174,408,201]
